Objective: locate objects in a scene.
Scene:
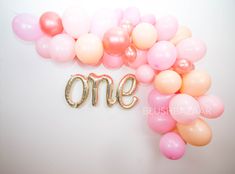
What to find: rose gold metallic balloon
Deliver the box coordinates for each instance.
[119,19,134,35]
[172,59,194,74]
[40,12,63,36]
[103,27,130,55]
[123,45,137,64]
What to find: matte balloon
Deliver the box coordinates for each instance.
[35,36,51,58]
[170,26,192,45]
[169,94,201,124]
[102,53,124,69]
[123,7,140,26]
[181,70,211,97]
[155,15,178,41]
[172,59,195,75]
[62,7,90,38]
[177,118,212,146]
[141,14,156,25]
[49,34,75,62]
[198,95,224,119]
[159,132,186,160]
[119,19,134,35]
[176,38,206,62]
[127,49,147,69]
[135,65,155,84]
[12,13,43,41]
[147,41,177,70]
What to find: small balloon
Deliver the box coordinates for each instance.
[135,65,155,84]
[102,53,124,69]
[127,49,147,69]
[119,19,134,35]
[123,45,137,64]
[35,36,51,58]
[172,59,195,74]
[141,14,156,25]
[123,7,141,26]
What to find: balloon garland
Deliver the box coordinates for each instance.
[12,6,224,160]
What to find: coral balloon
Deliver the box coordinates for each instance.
[176,38,207,62]
[147,41,177,70]
[39,12,63,36]
[103,27,130,55]
[169,94,200,124]
[123,45,137,64]
[132,22,158,50]
[154,70,182,94]
[49,34,75,62]
[12,13,42,41]
[181,70,211,97]
[123,7,140,26]
[170,26,192,45]
[198,95,224,119]
[135,65,155,84]
[172,59,195,75]
[155,15,178,41]
[35,36,51,58]
[102,53,124,69]
[177,119,212,146]
[62,7,90,39]
[159,132,186,160]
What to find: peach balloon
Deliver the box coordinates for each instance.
[170,26,192,45]
[181,70,211,97]
[75,33,104,65]
[177,118,212,146]
[154,70,182,94]
[132,22,158,50]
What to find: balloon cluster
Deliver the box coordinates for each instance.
[12,7,224,160]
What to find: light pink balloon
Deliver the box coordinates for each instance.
[147,41,177,70]
[128,49,147,69]
[159,132,186,160]
[135,64,155,84]
[12,13,43,41]
[169,94,201,124]
[90,9,119,39]
[148,111,176,134]
[62,7,90,38]
[198,95,224,119]
[123,7,141,26]
[176,38,207,62]
[49,34,75,62]
[148,88,174,112]
[102,53,124,69]
[35,36,51,58]
[141,14,156,25]
[155,15,178,41]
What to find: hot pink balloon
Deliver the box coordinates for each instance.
[123,7,141,26]
[102,52,124,69]
[147,41,177,70]
[12,13,43,41]
[128,49,147,69]
[35,36,51,58]
[198,95,224,119]
[159,132,186,160]
[155,15,178,41]
[176,38,207,62]
[148,111,176,134]
[141,14,156,25]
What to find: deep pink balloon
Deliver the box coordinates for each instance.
[12,13,43,41]
[172,59,195,74]
[39,11,63,36]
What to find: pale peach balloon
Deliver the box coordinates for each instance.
[154,70,182,94]
[181,70,211,97]
[177,118,212,146]
[75,33,104,65]
[170,26,192,45]
[132,22,157,50]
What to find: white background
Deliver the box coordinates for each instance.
[0,0,235,174]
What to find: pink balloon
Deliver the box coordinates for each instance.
[141,14,156,25]
[148,88,174,112]
[198,95,224,119]
[123,7,141,26]
[148,111,176,134]
[128,49,147,69]
[135,64,155,84]
[49,34,75,62]
[102,52,124,69]
[35,36,51,58]
[12,13,43,41]
[176,38,207,62]
[159,132,186,160]
[147,41,177,70]
[169,94,201,124]
[155,15,178,41]
[119,19,134,35]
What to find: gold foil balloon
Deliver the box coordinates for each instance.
[177,118,212,146]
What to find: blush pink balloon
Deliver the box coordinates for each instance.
[102,52,124,69]
[147,41,177,70]
[176,38,207,62]
[135,65,155,84]
[119,19,134,35]
[12,13,43,41]
[159,132,186,160]
[123,7,141,26]
[155,15,178,41]
[148,88,174,112]
[198,95,224,119]
[141,14,156,25]
[148,111,176,134]
[128,50,147,69]
[49,34,75,62]
[35,36,51,58]
[169,94,201,124]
